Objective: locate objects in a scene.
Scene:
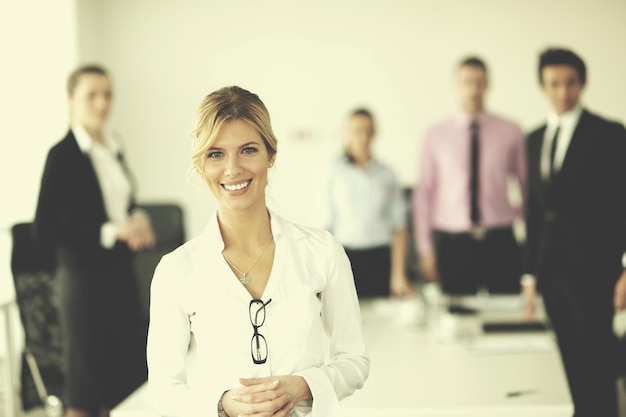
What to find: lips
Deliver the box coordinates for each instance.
[222,180,251,191]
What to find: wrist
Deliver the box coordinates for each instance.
[520,274,536,287]
[217,392,230,417]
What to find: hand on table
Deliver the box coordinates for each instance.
[521,280,537,323]
[613,270,626,309]
[419,255,439,283]
[390,272,417,298]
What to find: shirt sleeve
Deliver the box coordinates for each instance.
[414,132,436,256]
[511,125,528,218]
[100,221,118,249]
[294,234,369,416]
[147,256,205,417]
[388,170,407,231]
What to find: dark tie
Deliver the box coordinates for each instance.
[548,125,560,181]
[470,121,480,225]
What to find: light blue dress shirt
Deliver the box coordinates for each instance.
[326,157,407,249]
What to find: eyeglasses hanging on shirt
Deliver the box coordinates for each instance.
[249,298,272,364]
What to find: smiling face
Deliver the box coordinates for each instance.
[202,119,275,214]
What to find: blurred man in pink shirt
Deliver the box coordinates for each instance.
[413,56,526,296]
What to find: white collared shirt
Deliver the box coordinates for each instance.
[72,123,132,248]
[541,105,584,180]
[147,211,369,417]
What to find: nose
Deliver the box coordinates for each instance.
[94,94,111,114]
[224,155,243,177]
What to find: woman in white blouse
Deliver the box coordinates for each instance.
[147,86,369,417]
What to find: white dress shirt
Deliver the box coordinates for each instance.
[147,211,369,417]
[326,157,406,249]
[541,105,583,180]
[72,123,132,248]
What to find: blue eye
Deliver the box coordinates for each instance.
[207,151,223,159]
[242,147,258,154]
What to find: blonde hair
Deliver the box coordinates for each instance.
[189,86,278,178]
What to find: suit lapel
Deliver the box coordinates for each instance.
[528,126,547,190]
[66,130,109,219]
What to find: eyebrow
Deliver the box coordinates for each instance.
[207,141,261,151]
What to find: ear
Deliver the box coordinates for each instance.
[268,154,276,167]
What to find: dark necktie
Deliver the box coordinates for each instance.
[470,121,480,225]
[548,125,560,181]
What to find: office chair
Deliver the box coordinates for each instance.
[10,222,63,416]
[133,203,186,324]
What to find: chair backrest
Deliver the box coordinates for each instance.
[10,223,61,354]
[133,203,186,323]
[10,222,63,408]
[403,187,420,282]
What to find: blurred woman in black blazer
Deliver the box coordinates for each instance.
[34,65,155,417]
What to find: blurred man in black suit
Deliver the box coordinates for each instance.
[523,48,626,417]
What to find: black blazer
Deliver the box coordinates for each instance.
[524,109,626,284]
[34,130,135,269]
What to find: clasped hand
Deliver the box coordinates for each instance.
[221,375,311,417]
[117,211,156,251]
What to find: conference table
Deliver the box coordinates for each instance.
[112,292,573,417]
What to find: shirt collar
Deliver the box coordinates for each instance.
[547,104,583,130]
[71,122,120,154]
[201,209,307,250]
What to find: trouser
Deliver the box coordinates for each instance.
[344,245,391,298]
[433,226,521,295]
[541,261,619,417]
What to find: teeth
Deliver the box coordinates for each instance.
[224,181,250,191]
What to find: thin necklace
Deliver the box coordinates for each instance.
[223,239,273,286]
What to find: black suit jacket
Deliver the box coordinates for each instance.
[34,130,135,270]
[524,110,626,289]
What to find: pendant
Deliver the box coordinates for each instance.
[239,273,251,286]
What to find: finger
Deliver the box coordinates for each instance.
[235,392,290,416]
[230,380,280,402]
[234,387,283,405]
[271,399,294,417]
[239,378,280,388]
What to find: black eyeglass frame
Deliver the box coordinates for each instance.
[249,298,272,364]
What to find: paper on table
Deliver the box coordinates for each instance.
[467,334,556,355]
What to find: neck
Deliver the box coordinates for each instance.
[83,125,105,144]
[463,105,483,116]
[217,205,272,249]
[350,153,370,169]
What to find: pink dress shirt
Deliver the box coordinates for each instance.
[413,112,527,256]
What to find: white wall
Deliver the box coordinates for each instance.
[1,0,624,261]
[0,0,79,395]
[0,0,78,303]
[0,0,79,229]
[72,0,626,237]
